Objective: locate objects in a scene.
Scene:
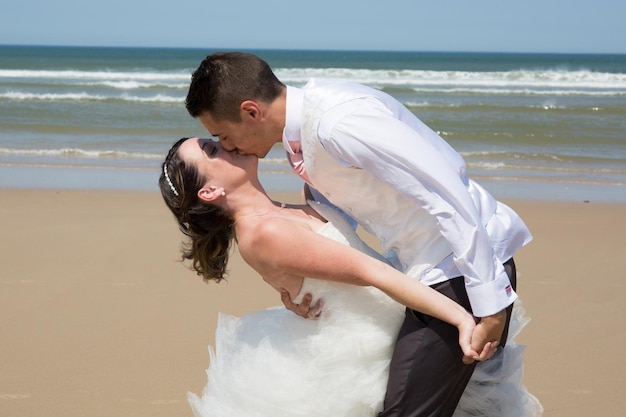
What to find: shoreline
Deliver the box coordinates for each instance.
[1,163,625,204]
[1,188,625,417]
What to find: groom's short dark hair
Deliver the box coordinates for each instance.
[185,52,285,122]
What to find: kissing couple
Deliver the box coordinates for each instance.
[159,52,543,417]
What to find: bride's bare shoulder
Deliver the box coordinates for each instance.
[236,217,310,261]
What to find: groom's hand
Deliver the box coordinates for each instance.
[468,309,507,362]
[281,289,323,319]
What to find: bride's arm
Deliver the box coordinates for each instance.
[239,217,490,362]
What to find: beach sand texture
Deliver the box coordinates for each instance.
[1,189,625,417]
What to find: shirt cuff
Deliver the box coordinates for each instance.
[466,273,517,317]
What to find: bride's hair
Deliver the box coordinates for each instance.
[159,137,234,283]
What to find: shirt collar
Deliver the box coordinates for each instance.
[282,85,304,154]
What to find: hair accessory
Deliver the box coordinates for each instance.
[163,164,179,196]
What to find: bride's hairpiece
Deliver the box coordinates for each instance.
[163,164,179,196]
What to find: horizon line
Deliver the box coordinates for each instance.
[2,43,626,56]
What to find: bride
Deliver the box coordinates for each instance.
[159,137,542,417]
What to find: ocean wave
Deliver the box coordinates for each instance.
[462,150,626,174]
[3,67,626,95]
[0,147,292,166]
[0,91,183,103]
[468,174,626,187]
[0,69,190,81]
[405,87,626,96]
[408,101,624,114]
[1,160,622,188]
[0,161,158,171]
[467,160,626,175]
[0,147,163,159]
[274,68,626,92]
[2,147,622,176]
[2,88,622,106]
[83,80,188,89]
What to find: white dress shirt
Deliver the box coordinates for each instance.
[283,79,532,317]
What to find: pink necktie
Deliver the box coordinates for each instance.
[287,141,312,184]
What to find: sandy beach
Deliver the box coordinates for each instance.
[1,188,625,417]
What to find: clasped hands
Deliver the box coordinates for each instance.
[463,309,507,364]
[280,289,506,364]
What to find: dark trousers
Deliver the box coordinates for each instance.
[378,258,517,417]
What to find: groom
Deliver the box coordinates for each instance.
[184,52,532,417]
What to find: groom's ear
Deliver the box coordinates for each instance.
[198,186,224,203]
[240,100,261,119]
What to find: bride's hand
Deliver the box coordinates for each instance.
[458,313,481,364]
[280,289,323,319]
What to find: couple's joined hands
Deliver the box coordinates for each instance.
[465,310,507,363]
[281,289,505,364]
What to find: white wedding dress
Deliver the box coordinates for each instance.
[188,203,543,417]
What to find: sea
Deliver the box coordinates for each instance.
[1,45,625,203]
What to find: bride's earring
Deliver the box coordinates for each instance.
[221,191,226,197]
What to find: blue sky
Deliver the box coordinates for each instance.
[2,0,625,53]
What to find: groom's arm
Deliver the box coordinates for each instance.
[318,101,517,319]
[302,183,358,230]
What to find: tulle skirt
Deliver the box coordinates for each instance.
[188,286,542,417]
